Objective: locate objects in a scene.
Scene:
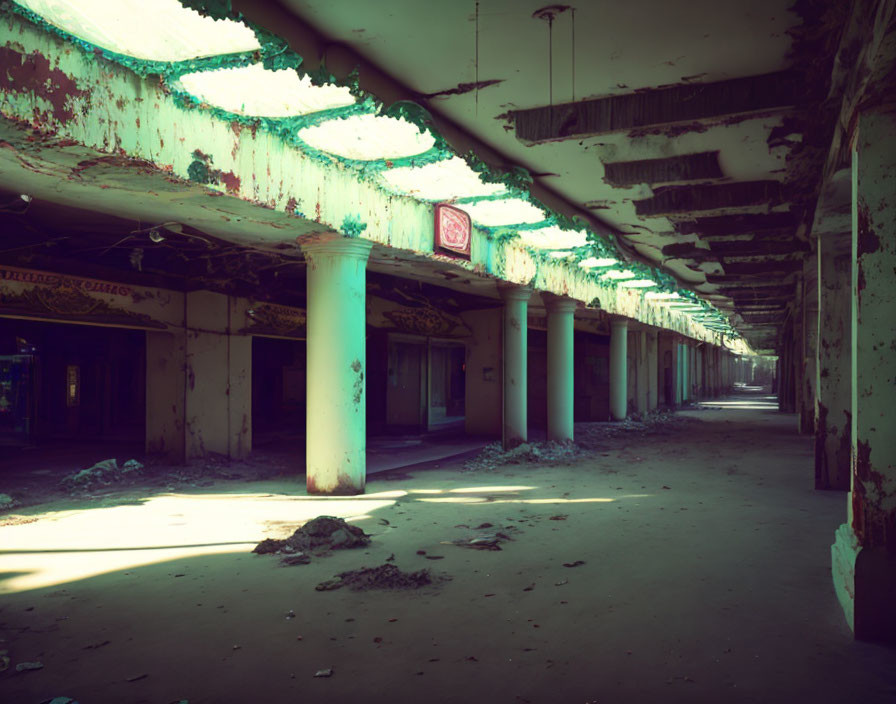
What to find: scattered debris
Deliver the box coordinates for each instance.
[463,441,583,471]
[444,531,514,551]
[548,515,568,521]
[126,673,148,682]
[315,564,440,592]
[16,661,44,672]
[254,516,370,563]
[313,668,334,678]
[554,578,569,586]
[285,610,296,620]
[61,459,144,490]
[562,561,586,568]
[280,553,311,567]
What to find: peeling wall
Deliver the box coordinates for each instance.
[0,14,726,344]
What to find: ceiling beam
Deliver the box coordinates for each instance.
[513,71,802,143]
[602,152,723,187]
[675,212,798,237]
[633,180,784,217]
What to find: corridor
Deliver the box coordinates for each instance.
[1,391,893,703]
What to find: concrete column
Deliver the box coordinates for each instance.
[815,231,852,490]
[499,285,531,448]
[301,237,372,495]
[461,308,502,437]
[696,344,704,398]
[146,330,186,462]
[544,294,576,442]
[832,109,896,643]
[674,342,683,405]
[646,330,658,411]
[609,318,628,420]
[145,292,252,462]
[801,254,819,433]
[635,330,648,414]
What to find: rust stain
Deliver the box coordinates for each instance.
[856,199,881,255]
[0,46,89,124]
[220,171,241,195]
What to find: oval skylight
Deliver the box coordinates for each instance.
[16,0,261,62]
[298,114,435,161]
[579,257,619,269]
[379,156,508,201]
[458,198,546,227]
[177,64,356,117]
[601,269,636,281]
[618,279,657,288]
[518,227,588,250]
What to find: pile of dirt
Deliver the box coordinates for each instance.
[61,459,144,491]
[253,516,370,559]
[315,564,437,592]
[463,441,584,472]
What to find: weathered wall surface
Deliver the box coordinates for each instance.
[460,307,502,437]
[0,13,729,344]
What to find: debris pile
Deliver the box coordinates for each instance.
[463,441,583,472]
[315,564,436,592]
[253,515,370,565]
[61,459,144,490]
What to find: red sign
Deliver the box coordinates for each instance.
[434,204,471,258]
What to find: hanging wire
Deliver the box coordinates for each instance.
[475,1,480,116]
[548,13,554,107]
[571,7,576,102]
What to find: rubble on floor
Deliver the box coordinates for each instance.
[61,459,144,491]
[445,530,515,551]
[253,515,371,564]
[462,441,583,472]
[315,563,438,592]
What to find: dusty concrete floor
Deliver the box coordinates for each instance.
[1,394,895,703]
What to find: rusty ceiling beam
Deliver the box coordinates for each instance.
[602,152,723,186]
[513,71,803,142]
[675,212,798,237]
[634,180,784,217]
[708,239,809,257]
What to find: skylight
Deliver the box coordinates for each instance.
[378,157,509,201]
[16,0,261,62]
[579,257,619,269]
[298,114,436,161]
[618,279,657,288]
[458,198,546,227]
[517,227,589,250]
[601,269,637,280]
[177,64,356,117]
[645,292,680,300]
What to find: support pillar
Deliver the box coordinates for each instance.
[646,330,658,411]
[500,285,530,448]
[609,318,628,420]
[815,231,852,490]
[831,108,896,643]
[146,330,186,462]
[146,292,251,462]
[801,253,819,434]
[301,238,372,495]
[544,294,576,442]
[635,330,648,414]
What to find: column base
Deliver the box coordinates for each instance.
[832,523,896,644]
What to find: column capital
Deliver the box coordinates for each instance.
[542,292,578,314]
[300,234,373,261]
[610,316,629,330]
[498,283,532,302]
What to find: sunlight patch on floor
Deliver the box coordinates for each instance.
[0,491,396,593]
